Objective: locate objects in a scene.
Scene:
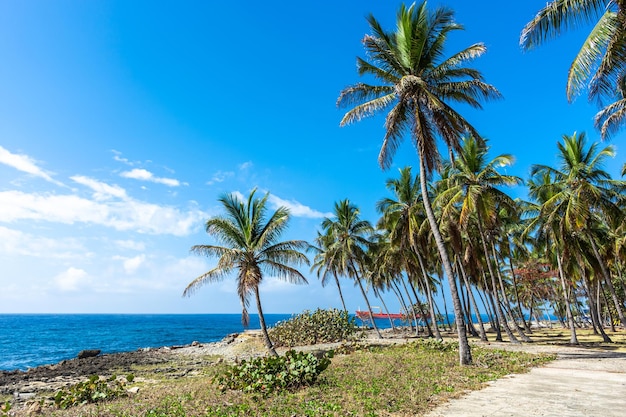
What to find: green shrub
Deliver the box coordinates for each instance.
[269,308,362,347]
[53,374,132,409]
[214,350,332,396]
[1,400,11,417]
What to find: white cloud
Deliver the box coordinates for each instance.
[115,239,146,251]
[121,168,181,187]
[267,194,332,219]
[71,175,128,200]
[0,190,205,236]
[0,146,63,185]
[260,276,305,293]
[55,267,89,292]
[122,254,146,274]
[207,170,234,185]
[0,226,86,258]
[238,161,253,170]
[112,150,134,166]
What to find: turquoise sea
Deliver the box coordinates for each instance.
[0,314,295,371]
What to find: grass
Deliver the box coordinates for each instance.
[36,340,555,417]
[524,327,626,351]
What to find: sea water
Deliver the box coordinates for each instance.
[0,314,295,371]
[0,313,492,371]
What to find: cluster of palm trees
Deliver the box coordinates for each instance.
[315,133,626,352]
[184,1,626,366]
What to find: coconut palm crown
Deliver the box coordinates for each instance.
[338,1,501,173]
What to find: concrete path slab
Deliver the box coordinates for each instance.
[426,347,626,417]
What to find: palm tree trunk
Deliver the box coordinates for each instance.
[415,250,441,339]
[418,156,471,365]
[587,235,626,328]
[491,242,531,342]
[400,277,420,335]
[581,270,612,342]
[351,260,382,339]
[333,272,348,313]
[458,258,488,341]
[555,249,579,344]
[409,279,433,337]
[599,280,616,333]
[254,286,278,356]
[393,280,415,331]
[507,248,532,332]
[476,219,518,344]
[375,288,396,331]
[481,271,500,338]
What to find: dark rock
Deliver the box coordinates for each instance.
[77,349,101,359]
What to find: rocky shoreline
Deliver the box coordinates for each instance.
[0,331,270,404]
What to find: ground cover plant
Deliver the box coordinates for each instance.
[35,340,555,417]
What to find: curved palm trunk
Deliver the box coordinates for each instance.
[351,261,382,339]
[481,271,501,339]
[458,259,488,341]
[375,288,396,331]
[333,272,348,313]
[491,242,531,342]
[507,251,531,332]
[400,277,420,335]
[391,281,414,331]
[476,219,519,344]
[587,235,626,328]
[409,279,434,337]
[418,157,471,365]
[580,267,612,342]
[254,286,278,356]
[416,250,442,340]
[556,249,579,344]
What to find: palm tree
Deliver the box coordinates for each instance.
[321,199,383,338]
[183,189,310,356]
[311,230,348,313]
[521,1,626,105]
[337,1,500,365]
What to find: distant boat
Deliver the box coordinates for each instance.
[355,307,404,320]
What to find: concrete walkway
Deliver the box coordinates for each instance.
[426,346,626,417]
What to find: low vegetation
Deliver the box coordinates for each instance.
[36,340,554,417]
[268,309,362,347]
[53,374,135,409]
[214,350,332,396]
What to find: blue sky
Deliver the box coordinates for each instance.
[0,1,623,314]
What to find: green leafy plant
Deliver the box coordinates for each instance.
[53,374,132,409]
[1,400,11,417]
[269,308,362,347]
[214,350,332,396]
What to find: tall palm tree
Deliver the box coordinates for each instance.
[183,189,310,356]
[337,1,500,365]
[321,199,383,338]
[521,1,626,105]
